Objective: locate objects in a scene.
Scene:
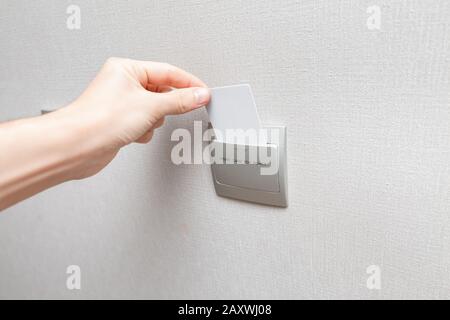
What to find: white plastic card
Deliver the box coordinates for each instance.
[206,84,262,144]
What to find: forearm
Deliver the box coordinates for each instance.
[0,107,100,211]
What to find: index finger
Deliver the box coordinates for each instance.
[132,60,207,89]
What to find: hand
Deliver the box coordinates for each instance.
[1,57,210,210]
[62,57,211,179]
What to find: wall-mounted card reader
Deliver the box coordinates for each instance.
[206,84,288,207]
[209,126,288,207]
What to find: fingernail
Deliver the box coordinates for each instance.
[194,88,211,106]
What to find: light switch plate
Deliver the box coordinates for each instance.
[210,126,288,207]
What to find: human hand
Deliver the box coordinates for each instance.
[61,57,211,179]
[1,57,211,210]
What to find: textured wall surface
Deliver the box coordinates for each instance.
[1,0,450,299]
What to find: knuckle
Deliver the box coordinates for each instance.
[175,92,189,114]
[161,62,173,70]
[150,97,166,118]
[104,57,129,71]
[105,57,120,66]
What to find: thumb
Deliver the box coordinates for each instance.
[155,87,211,116]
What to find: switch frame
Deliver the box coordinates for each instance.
[210,126,288,207]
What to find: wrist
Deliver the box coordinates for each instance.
[52,103,119,180]
[41,105,104,180]
[0,108,102,209]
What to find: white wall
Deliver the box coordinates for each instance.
[1,0,450,299]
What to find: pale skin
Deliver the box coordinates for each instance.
[0,58,211,211]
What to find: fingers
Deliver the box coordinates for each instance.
[153,117,165,129]
[136,118,164,144]
[153,87,211,116]
[146,84,173,93]
[132,60,207,89]
[136,130,154,144]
